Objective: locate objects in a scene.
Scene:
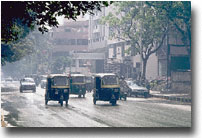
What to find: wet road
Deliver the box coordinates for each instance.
[1,86,191,127]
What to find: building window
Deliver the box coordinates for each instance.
[77,39,88,45]
[70,39,76,45]
[126,41,130,45]
[136,62,140,68]
[158,59,167,76]
[65,28,71,32]
[171,56,190,71]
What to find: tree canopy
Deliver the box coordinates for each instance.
[146,1,191,50]
[1,1,112,65]
[101,1,169,81]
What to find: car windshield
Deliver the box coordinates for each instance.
[53,76,69,86]
[130,83,139,87]
[72,76,85,83]
[102,75,118,85]
[126,81,138,86]
[22,78,34,83]
[126,81,143,88]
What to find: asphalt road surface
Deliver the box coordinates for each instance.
[1,86,191,127]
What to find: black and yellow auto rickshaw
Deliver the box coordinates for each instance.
[93,73,120,105]
[70,74,86,98]
[45,74,70,106]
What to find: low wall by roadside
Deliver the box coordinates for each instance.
[171,71,191,93]
[1,110,7,127]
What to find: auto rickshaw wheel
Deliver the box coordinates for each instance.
[78,94,81,98]
[65,100,68,106]
[83,94,85,98]
[45,100,48,105]
[60,101,63,106]
[93,98,96,105]
[111,100,117,106]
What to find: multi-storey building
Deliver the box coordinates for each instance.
[50,18,90,74]
[51,19,89,55]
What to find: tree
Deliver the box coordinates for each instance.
[1,37,34,66]
[146,1,191,64]
[1,1,112,65]
[101,1,169,81]
[1,31,53,77]
[51,56,71,74]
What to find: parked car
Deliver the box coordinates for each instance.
[5,77,13,82]
[125,80,149,98]
[20,78,36,92]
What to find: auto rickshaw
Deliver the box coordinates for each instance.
[85,75,94,92]
[70,74,86,98]
[93,73,120,105]
[45,74,70,106]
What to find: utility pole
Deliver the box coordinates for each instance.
[166,14,170,90]
[166,29,170,90]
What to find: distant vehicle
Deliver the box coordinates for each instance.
[40,79,46,89]
[70,74,86,98]
[20,78,36,93]
[5,77,13,82]
[93,73,120,105]
[45,74,70,106]
[125,80,149,98]
[25,74,40,86]
[1,78,18,92]
[85,75,94,92]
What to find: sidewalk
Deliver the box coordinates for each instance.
[149,90,192,103]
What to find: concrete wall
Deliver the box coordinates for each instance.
[146,54,158,80]
[171,71,191,93]
[132,54,158,80]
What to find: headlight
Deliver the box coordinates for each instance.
[114,88,119,92]
[55,89,58,94]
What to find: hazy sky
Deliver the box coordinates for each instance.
[57,14,90,26]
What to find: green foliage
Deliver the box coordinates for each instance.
[51,56,71,74]
[146,1,191,46]
[1,1,112,66]
[102,1,168,57]
[2,31,54,77]
[101,1,170,80]
[2,1,112,43]
[1,38,34,66]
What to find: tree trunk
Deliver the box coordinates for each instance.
[141,58,147,83]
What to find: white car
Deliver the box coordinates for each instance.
[126,80,149,98]
[20,78,36,92]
